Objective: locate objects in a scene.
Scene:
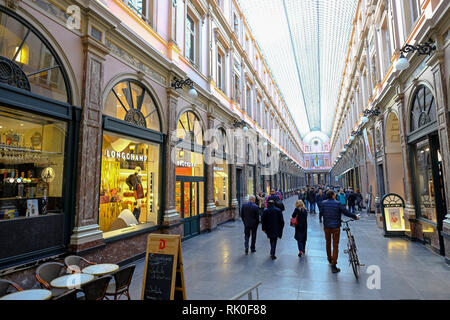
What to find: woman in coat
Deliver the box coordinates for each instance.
[292,200,308,257]
[262,200,285,260]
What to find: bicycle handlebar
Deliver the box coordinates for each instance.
[341,219,355,224]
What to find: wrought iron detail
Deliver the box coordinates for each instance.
[171,77,194,90]
[0,56,30,91]
[124,108,147,128]
[400,38,436,56]
[418,112,431,127]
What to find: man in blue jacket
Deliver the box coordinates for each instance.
[241,196,260,255]
[319,190,360,273]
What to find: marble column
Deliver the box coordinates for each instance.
[163,88,181,226]
[69,36,109,252]
[206,114,217,220]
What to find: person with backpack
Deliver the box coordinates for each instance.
[267,189,285,212]
[262,200,285,260]
[292,200,308,257]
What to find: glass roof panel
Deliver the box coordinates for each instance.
[238,0,357,138]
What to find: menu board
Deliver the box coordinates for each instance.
[141,234,186,300]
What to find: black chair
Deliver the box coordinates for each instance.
[0,279,22,297]
[52,289,78,300]
[64,255,96,274]
[105,265,136,300]
[80,275,112,300]
[35,262,68,298]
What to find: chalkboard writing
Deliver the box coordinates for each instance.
[143,253,174,300]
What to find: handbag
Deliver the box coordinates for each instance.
[290,215,298,227]
[134,183,145,200]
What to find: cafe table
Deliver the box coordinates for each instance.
[50,273,94,289]
[82,263,119,276]
[0,289,52,300]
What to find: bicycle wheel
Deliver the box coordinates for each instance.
[350,247,359,278]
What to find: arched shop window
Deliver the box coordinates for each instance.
[0,8,70,103]
[409,85,442,224]
[104,80,161,131]
[0,8,74,269]
[212,128,230,210]
[410,85,436,132]
[175,111,205,235]
[99,80,162,238]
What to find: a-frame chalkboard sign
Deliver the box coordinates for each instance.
[141,234,186,300]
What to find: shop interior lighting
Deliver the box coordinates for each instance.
[238,0,357,138]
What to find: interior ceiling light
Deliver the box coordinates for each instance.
[238,0,357,139]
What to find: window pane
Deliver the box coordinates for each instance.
[214,162,229,209]
[0,106,67,220]
[100,132,160,237]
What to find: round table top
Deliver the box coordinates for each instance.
[82,263,119,276]
[50,273,94,289]
[0,289,52,300]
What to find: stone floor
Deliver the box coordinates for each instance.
[126,196,450,300]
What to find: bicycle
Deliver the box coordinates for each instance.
[342,219,364,279]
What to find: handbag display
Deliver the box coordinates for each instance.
[134,183,145,200]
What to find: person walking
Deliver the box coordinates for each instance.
[307,187,316,213]
[320,190,360,273]
[315,188,325,223]
[256,191,266,218]
[337,189,347,207]
[304,187,309,211]
[267,189,285,212]
[347,189,357,213]
[262,200,285,260]
[355,189,363,212]
[292,200,308,257]
[241,196,260,255]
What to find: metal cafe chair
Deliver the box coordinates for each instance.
[104,264,136,300]
[52,289,78,301]
[35,262,68,298]
[0,279,23,297]
[64,255,96,274]
[80,275,112,300]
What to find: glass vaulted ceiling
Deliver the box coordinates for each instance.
[238,0,357,139]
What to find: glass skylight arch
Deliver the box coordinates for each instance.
[238,0,357,139]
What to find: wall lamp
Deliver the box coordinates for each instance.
[362,108,381,123]
[233,119,249,132]
[395,38,436,71]
[171,77,198,99]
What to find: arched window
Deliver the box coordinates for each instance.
[177,111,203,146]
[104,80,161,132]
[0,8,70,103]
[212,128,228,156]
[410,85,436,132]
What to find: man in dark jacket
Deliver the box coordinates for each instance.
[319,190,360,273]
[241,196,260,254]
[262,200,285,260]
[267,189,284,212]
[315,188,325,223]
[307,187,316,213]
[347,189,357,213]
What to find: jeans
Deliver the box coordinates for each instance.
[297,239,306,253]
[348,205,355,213]
[270,238,277,256]
[309,202,316,212]
[324,227,341,265]
[304,200,309,208]
[244,227,257,250]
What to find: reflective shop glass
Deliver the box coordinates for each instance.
[213,162,229,210]
[99,132,160,238]
[0,106,66,220]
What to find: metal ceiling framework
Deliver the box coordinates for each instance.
[238,0,357,140]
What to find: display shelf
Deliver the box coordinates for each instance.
[0,144,61,155]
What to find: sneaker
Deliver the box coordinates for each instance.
[251,249,256,253]
[271,255,277,260]
[245,249,249,255]
[331,265,341,273]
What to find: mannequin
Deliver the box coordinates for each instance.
[126,166,144,221]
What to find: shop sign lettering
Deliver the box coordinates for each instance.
[177,161,195,167]
[105,149,147,162]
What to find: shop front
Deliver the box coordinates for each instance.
[408,85,446,255]
[213,128,230,211]
[175,111,205,239]
[246,144,256,199]
[99,79,163,241]
[0,7,78,269]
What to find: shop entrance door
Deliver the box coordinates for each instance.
[430,134,447,256]
[176,179,201,239]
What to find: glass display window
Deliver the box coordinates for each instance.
[213,162,229,209]
[0,106,66,220]
[175,148,204,177]
[413,139,437,223]
[99,132,160,238]
[247,165,255,197]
